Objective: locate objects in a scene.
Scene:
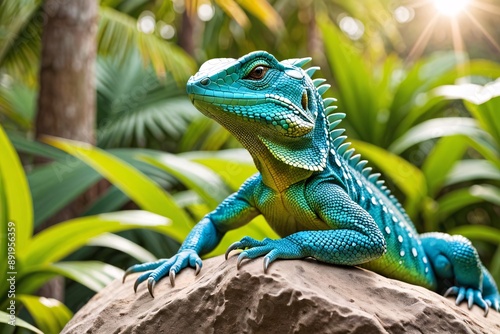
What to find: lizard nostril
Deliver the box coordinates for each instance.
[200,78,210,86]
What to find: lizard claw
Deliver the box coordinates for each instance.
[444,286,458,298]
[225,241,243,260]
[122,268,133,283]
[133,271,152,293]
[263,257,270,273]
[169,270,176,287]
[237,252,248,269]
[147,277,155,298]
[195,262,201,276]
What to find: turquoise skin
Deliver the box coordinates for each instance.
[124,51,499,316]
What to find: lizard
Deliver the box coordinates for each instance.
[123,51,500,316]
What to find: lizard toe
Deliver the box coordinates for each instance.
[134,271,153,293]
[484,294,500,312]
[445,286,490,315]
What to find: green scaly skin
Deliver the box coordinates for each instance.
[124,51,499,316]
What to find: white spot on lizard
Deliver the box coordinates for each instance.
[412,247,418,257]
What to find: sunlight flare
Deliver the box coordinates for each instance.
[433,0,471,16]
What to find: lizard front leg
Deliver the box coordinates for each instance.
[123,176,260,296]
[227,183,387,270]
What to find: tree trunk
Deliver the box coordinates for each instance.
[35,0,98,301]
[178,11,195,56]
[36,0,97,143]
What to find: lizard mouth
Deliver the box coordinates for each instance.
[264,93,315,125]
[188,89,315,137]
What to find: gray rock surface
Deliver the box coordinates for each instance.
[62,255,500,333]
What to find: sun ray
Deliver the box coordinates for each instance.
[405,14,439,63]
[463,10,500,53]
[469,1,500,15]
[405,0,433,9]
[449,18,468,78]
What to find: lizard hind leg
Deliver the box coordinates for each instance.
[420,232,492,316]
[482,265,500,312]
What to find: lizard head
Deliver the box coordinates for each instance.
[187,51,331,171]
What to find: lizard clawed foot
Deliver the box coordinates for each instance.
[123,250,203,297]
[484,293,500,313]
[444,286,489,316]
[224,236,304,272]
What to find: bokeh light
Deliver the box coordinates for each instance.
[339,15,364,40]
[137,12,155,34]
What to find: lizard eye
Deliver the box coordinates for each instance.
[245,65,269,80]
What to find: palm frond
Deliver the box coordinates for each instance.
[213,0,250,29]
[96,51,199,149]
[0,80,36,130]
[235,0,284,33]
[0,0,42,86]
[98,6,196,83]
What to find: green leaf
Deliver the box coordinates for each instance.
[178,117,233,152]
[21,210,180,266]
[422,136,468,197]
[17,295,72,334]
[46,261,123,292]
[88,233,157,263]
[96,51,199,149]
[182,149,256,191]
[140,152,231,209]
[236,0,284,32]
[449,225,500,245]
[42,136,192,231]
[350,139,427,218]
[445,160,500,186]
[0,123,32,251]
[0,310,43,334]
[436,185,500,222]
[8,131,68,161]
[389,117,493,154]
[83,185,130,216]
[0,1,42,85]
[435,80,500,146]
[318,14,379,143]
[28,161,102,228]
[98,6,195,82]
[465,97,500,146]
[0,82,36,130]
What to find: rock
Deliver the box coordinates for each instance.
[62,255,500,334]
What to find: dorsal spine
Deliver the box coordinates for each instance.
[297,61,399,202]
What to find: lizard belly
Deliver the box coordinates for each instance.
[255,182,329,237]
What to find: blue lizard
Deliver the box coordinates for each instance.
[124,51,500,316]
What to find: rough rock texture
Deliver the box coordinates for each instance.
[62,255,500,334]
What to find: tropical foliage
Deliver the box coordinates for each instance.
[1,0,500,332]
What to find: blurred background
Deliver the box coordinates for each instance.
[1,0,500,332]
